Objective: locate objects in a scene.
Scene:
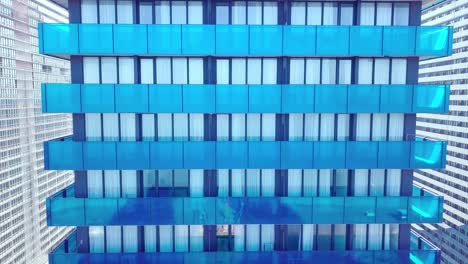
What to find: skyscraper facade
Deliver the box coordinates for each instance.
[415,0,468,263]
[40,0,452,263]
[0,0,73,263]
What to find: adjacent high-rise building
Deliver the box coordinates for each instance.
[0,0,73,263]
[39,1,452,263]
[415,0,468,263]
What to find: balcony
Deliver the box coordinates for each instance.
[47,186,443,226]
[41,84,450,114]
[38,24,453,57]
[44,138,447,170]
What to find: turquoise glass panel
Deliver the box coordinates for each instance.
[249,25,282,55]
[46,140,83,170]
[413,85,448,113]
[216,85,248,113]
[117,142,150,169]
[283,26,316,55]
[350,26,382,56]
[380,85,412,113]
[113,24,148,54]
[348,85,380,113]
[149,84,182,112]
[41,23,78,53]
[216,142,248,168]
[151,198,184,224]
[313,142,346,168]
[115,84,149,113]
[44,84,81,112]
[182,25,215,55]
[216,198,241,224]
[248,142,280,168]
[344,197,376,223]
[215,25,248,55]
[316,26,349,55]
[183,85,215,113]
[82,142,116,169]
[85,199,118,225]
[408,197,441,223]
[383,27,416,55]
[119,199,153,224]
[315,85,347,112]
[79,24,113,54]
[416,26,451,56]
[184,142,215,169]
[150,142,183,169]
[49,199,84,226]
[378,142,411,168]
[81,84,115,113]
[148,25,181,54]
[280,142,313,169]
[376,197,408,223]
[278,198,313,224]
[249,85,281,112]
[411,141,445,169]
[346,141,378,168]
[313,197,344,223]
[281,85,314,113]
[184,198,216,224]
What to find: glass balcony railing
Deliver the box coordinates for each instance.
[44,137,446,170]
[47,185,443,226]
[39,24,453,57]
[41,84,450,114]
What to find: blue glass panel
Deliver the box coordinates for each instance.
[150,142,183,169]
[184,142,215,169]
[416,26,451,56]
[316,26,349,55]
[344,197,376,223]
[79,24,113,54]
[148,25,181,54]
[277,198,313,224]
[115,84,149,113]
[117,142,150,169]
[408,197,441,223]
[349,26,382,56]
[281,85,314,113]
[313,197,344,223]
[183,85,215,113]
[348,85,380,113]
[411,141,445,169]
[82,142,116,169]
[383,27,416,56]
[41,24,78,54]
[248,142,280,168]
[378,142,411,168]
[184,198,216,224]
[376,197,408,223]
[113,24,147,54]
[46,140,83,170]
[315,85,347,113]
[151,198,184,224]
[313,142,346,168]
[216,85,248,113]
[249,85,281,113]
[216,142,248,169]
[346,141,378,168]
[283,26,316,55]
[413,85,448,113]
[49,199,84,226]
[216,198,241,224]
[81,84,115,113]
[148,84,182,113]
[44,84,81,112]
[380,85,412,113]
[215,25,249,55]
[280,142,313,169]
[182,25,215,55]
[249,25,282,55]
[85,199,118,225]
[118,199,152,225]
